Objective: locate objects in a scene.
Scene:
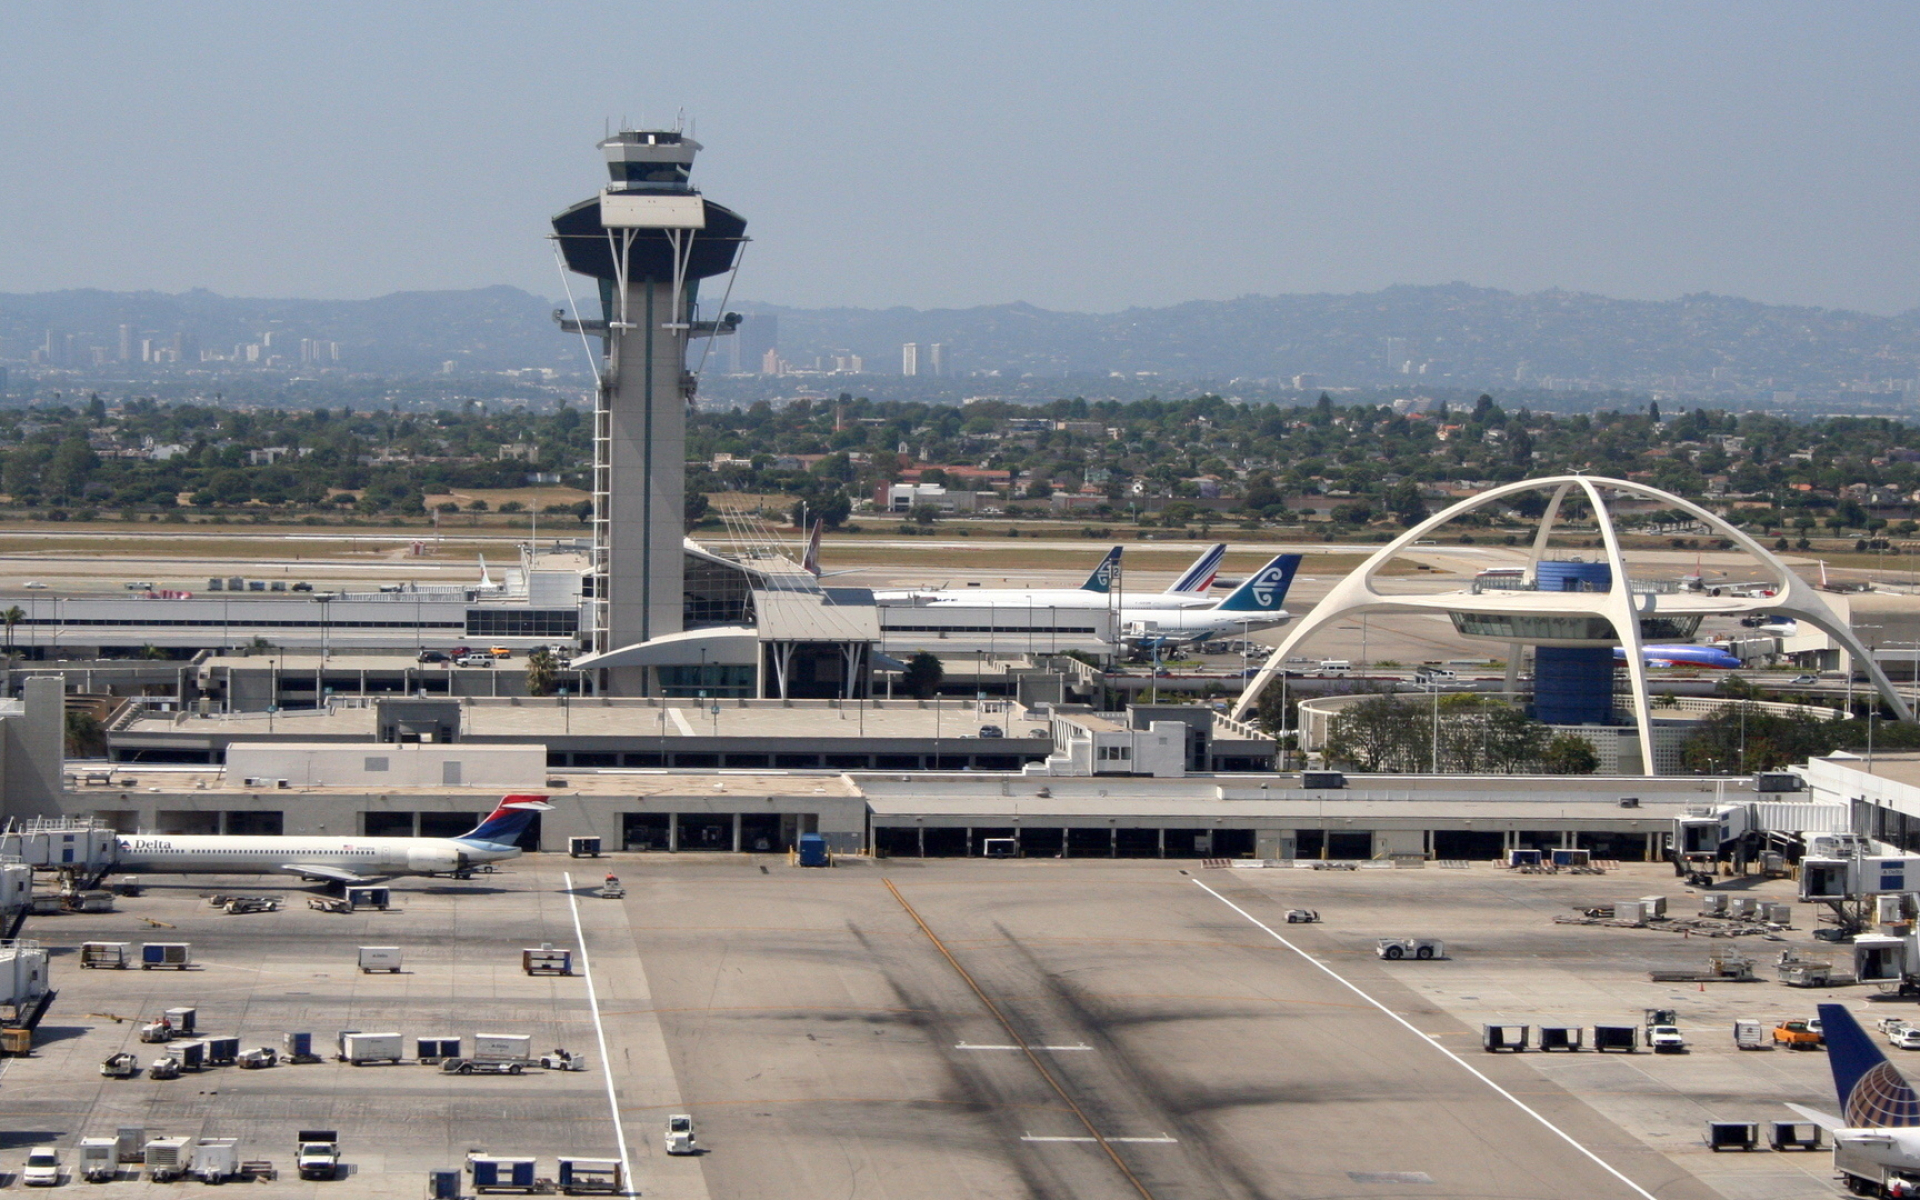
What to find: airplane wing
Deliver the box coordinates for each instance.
[1785,1103,1845,1132]
[278,863,373,885]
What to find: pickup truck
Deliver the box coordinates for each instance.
[1774,1019,1823,1049]
[1648,1025,1688,1053]
[296,1130,339,1181]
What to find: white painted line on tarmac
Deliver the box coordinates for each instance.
[566,872,635,1195]
[667,707,696,736]
[1190,878,1660,1200]
[1022,1134,1178,1144]
[956,1042,1092,1051]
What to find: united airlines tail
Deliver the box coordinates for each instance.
[1167,544,1226,594]
[454,796,553,847]
[1821,1003,1920,1127]
[1214,554,1302,613]
[1079,547,1123,593]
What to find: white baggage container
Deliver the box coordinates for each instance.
[0,940,49,1008]
[471,1033,533,1063]
[78,1137,117,1182]
[358,946,403,973]
[145,1136,191,1182]
[339,1031,404,1064]
[190,1138,238,1183]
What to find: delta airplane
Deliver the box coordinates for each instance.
[1125,554,1302,647]
[872,544,1229,612]
[1614,644,1743,670]
[1789,1004,1920,1195]
[112,796,552,883]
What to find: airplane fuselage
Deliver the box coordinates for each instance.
[874,589,1214,611]
[113,834,521,878]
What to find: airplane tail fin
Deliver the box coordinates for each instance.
[802,518,824,577]
[1080,547,1123,593]
[455,795,553,846]
[1167,544,1226,594]
[1215,554,1302,613]
[1820,1003,1920,1126]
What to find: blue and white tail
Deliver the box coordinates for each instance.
[1167,544,1226,594]
[1079,547,1123,593]
[455,796,553,846]
[1214,554,1301,613]
[1820,1003,1920,1127]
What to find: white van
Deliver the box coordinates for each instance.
[1415,666,1457,681]
[1318,660,1352,674]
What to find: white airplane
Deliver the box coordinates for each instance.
[873,544,1229,612]
[112,796,551,884]
[1791,1004,1920,1196]
[1124,554,1301,648]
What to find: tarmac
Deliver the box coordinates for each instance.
[0,854,1868,1198]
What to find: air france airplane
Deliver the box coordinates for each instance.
[1790,1004,1920,1196]
[112,796,552,883]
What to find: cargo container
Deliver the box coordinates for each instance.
[78,1137,117,1182]
[358,946,403,973]
[522,946,573,976]
[472,1033,533,1063]
[345,885,390,910]
[164,1006,197,1034]
[190,1138,239,1183]
[568,836,602,858]
[140,942,191,970]
[145,1136,192,1182]
[80,941,130,969]
[427,1167,462,1198]
[340,1031,404,1065]
[205,1036,239,1065]
[797,832,830,867]
[115,1127,145,1163]
[0,940,49,1008]
[557,1158,623,1193]
[174,1040,205,1071]
[417,1036,462,1062]
[469,1155,539,1192]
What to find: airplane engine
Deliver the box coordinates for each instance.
[406,846,463,875]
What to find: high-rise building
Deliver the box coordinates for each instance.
[902,343,919,377]
[928,343,944,377]
[736,313,777,375]
[118,324,133,362]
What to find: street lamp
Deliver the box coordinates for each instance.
[559,685,570,735]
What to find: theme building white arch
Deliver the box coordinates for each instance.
[1232,475,1911,773]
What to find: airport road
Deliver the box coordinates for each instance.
[616,859,1717,1200]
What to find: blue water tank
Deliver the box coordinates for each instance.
[1534,646,1616,724]
[1535,560,1612,593]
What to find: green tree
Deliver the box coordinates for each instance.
[901,651,944,699]
[65,710,105,758]
[525,647,557,697]
[1,606,21,656]
[1542,733,1600,774]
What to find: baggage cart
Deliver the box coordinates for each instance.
[284,1031,320,1063]
[568,836,602,858]
[417,1036,462,1062]
[558,1157,623,1193]
[340,1031,404,1064]
[359,946,404,973]
[115,1127,145,1163]
[205,1036,240,1065]
[345,885,390,910]
[190,1138,239,1183]
[80,941,130,969]
[468,1154,539,1192]
[523,946,573,976]
[140,942,192,969]
[164,1006,197,1034]
[145,1136,192,1181]
[78,1137,117,1182]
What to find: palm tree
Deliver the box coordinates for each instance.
[2,606,22,657]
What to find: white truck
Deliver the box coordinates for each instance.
[1376,937,1446,961]
[1649,1025,1688,1053]
[666,1114,698,1156]
[296,1130,339,1181]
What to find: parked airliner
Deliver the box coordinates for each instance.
[1124,554,1303,647]
[872,544,1229,612]
[112,796,551,883]
[1614,644,1743,669]
[1788,1004,1920,1195]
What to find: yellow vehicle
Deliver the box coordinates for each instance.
[487,647,513,658]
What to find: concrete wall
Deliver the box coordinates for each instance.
[225,743,547,789]
[3,677,66,819]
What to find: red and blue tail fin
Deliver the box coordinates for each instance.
[1820,1003,1920,1127]
[455,796,553,846]
[1168,544,1226,594]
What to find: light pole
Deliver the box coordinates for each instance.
[1853,624,1883,719]
[559,685,570,735]
[1427,678,1440,774]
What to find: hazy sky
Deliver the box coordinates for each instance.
[3,2,1916,314]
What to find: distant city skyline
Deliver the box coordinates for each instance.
[1,3,1916,315]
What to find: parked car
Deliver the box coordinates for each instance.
[21,1146,60,1186]
[487,646,513,658]
[456,654,496,668]
[417,650,450,663]
[291,581,314,592]
[978,725,1004,738]
[1890,1027,1920,1051]
[1790,674,1820,685]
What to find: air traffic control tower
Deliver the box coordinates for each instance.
[552,129,746,694]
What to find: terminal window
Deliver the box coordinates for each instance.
[465,609,579,639]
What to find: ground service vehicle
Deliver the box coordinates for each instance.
[666,1115,698,1156]
[296,1130,339,1180]
[100,1052,140,1078]
[441,1057,524,1075]
[1892,1027,1920,1052]
[1776,1019,1823,1049]
[1376,937,1445,960]
[1649,1025,1687,1053]
[21,1147,60,1186]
